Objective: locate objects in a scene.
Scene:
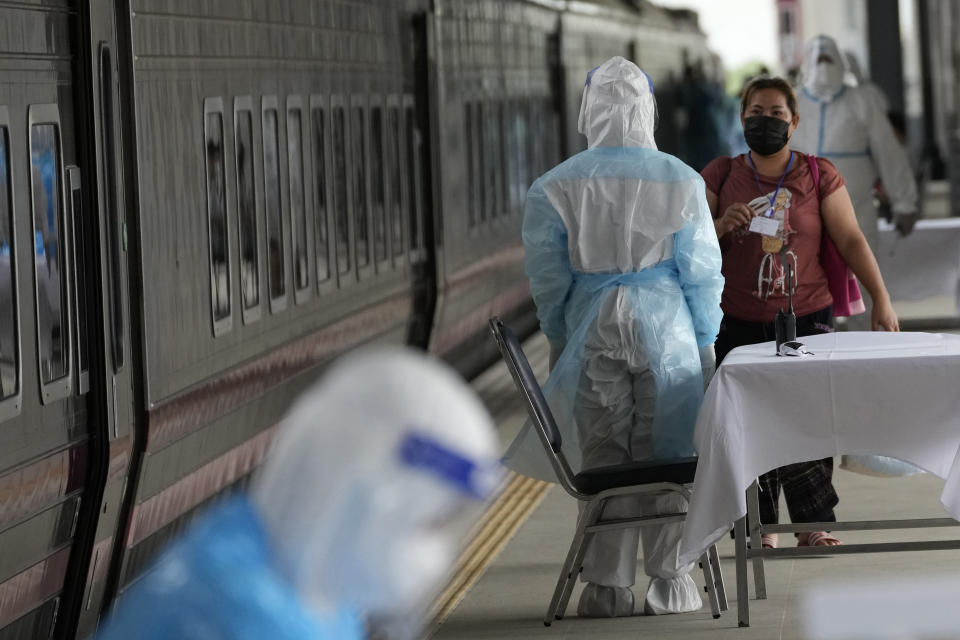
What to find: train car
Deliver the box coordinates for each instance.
[0,1,713,638]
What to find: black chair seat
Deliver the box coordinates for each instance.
[573,457,698,494]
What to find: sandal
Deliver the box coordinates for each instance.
[798,531,842,547]
[761,533,778,549]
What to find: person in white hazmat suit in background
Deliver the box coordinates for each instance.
[97,348,501,640]
[793,35,918,330]
[504,56,724,618]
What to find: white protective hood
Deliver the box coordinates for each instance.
[251,348,500,622]
[843,49,889,111]
[843,50,865,85]
[578,56,658,149]
[802,35,846,101]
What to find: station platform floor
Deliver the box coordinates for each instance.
[432,317,960,639]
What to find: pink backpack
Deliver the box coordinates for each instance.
[808,155,865,317]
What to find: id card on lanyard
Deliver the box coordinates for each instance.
[747,151,793,244]
[749,216,779,236]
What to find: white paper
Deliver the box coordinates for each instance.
[748,215,779,237]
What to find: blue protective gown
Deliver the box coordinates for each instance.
[503,145,724,483]
[96,497,361,640]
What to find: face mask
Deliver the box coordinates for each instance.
[805,60,845,99]
[815,62,843,88]
[743,116,790,156]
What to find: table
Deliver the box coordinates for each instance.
[877,218,960,316]
[677,331,960,626]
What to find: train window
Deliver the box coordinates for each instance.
[65,166,89,395]
[502,101,515,216]
[464,102,476,229]
[404,103,423,254]
[262,103,287,309]
[513,100,531,215]
[498,100,511,217]
[29,121,70,386]
[351,103,369,270]
[331,103,351,278]
[370,101,387,267]
[484,101,502,220]
[204,107,231,332]
[99,45,124,370]
[528,99,543,181]
[544,97,560,171]
[286,103,309,296]
[310,102,331,285]
[473,102,486,226]
[386,101,405,264]
[0,123,18,403]
[234,106,260,318]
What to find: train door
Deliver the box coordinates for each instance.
[54,1,139,636]
[405,9,437,349]
[0,1,116,638]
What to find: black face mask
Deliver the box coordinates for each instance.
[743,116,790,156]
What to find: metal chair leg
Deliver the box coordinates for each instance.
[735,514,750,627]
[545,530,586,625]
[555,532,592,619]
[708,543,728,611]
[557,498,612,619]
[746,481,767,600]
[699,551,721,618]
[545,501,601,625]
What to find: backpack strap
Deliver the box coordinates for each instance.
[808,154,821,201]
[722,155,734,187]
[709,155,735,213]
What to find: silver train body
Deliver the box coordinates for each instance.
[0,1,715,637]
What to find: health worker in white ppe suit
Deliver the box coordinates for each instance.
[97,348,501,640]
[793,35,918,330]
[504,56,724,618]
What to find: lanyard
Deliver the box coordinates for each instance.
[747,151,793,218]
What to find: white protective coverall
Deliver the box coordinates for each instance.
[793,35,917,329]
[98,348,500,640]
[504,56,724,616]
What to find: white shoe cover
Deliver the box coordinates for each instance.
[642,574,702,615]
[577,583,635,618]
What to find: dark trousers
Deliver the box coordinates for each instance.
[715,306,839,526]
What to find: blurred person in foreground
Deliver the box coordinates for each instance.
[504,56,724,618]
[793,35,918,330]
[97,348,501,640]
[702,76,899,548]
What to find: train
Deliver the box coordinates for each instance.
[0,1,714,637]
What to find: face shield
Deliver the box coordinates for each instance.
[801,35,845,100]
[363,432,499,609]
[250,348,501,631]
[577,56,658,149]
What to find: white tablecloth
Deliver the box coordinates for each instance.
[877,218,960,314]
[678,331,960,566]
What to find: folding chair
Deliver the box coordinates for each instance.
[488,317,727,625]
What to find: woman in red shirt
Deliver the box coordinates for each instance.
[701,76,898,548]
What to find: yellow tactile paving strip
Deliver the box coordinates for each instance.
[427,471,550,633]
